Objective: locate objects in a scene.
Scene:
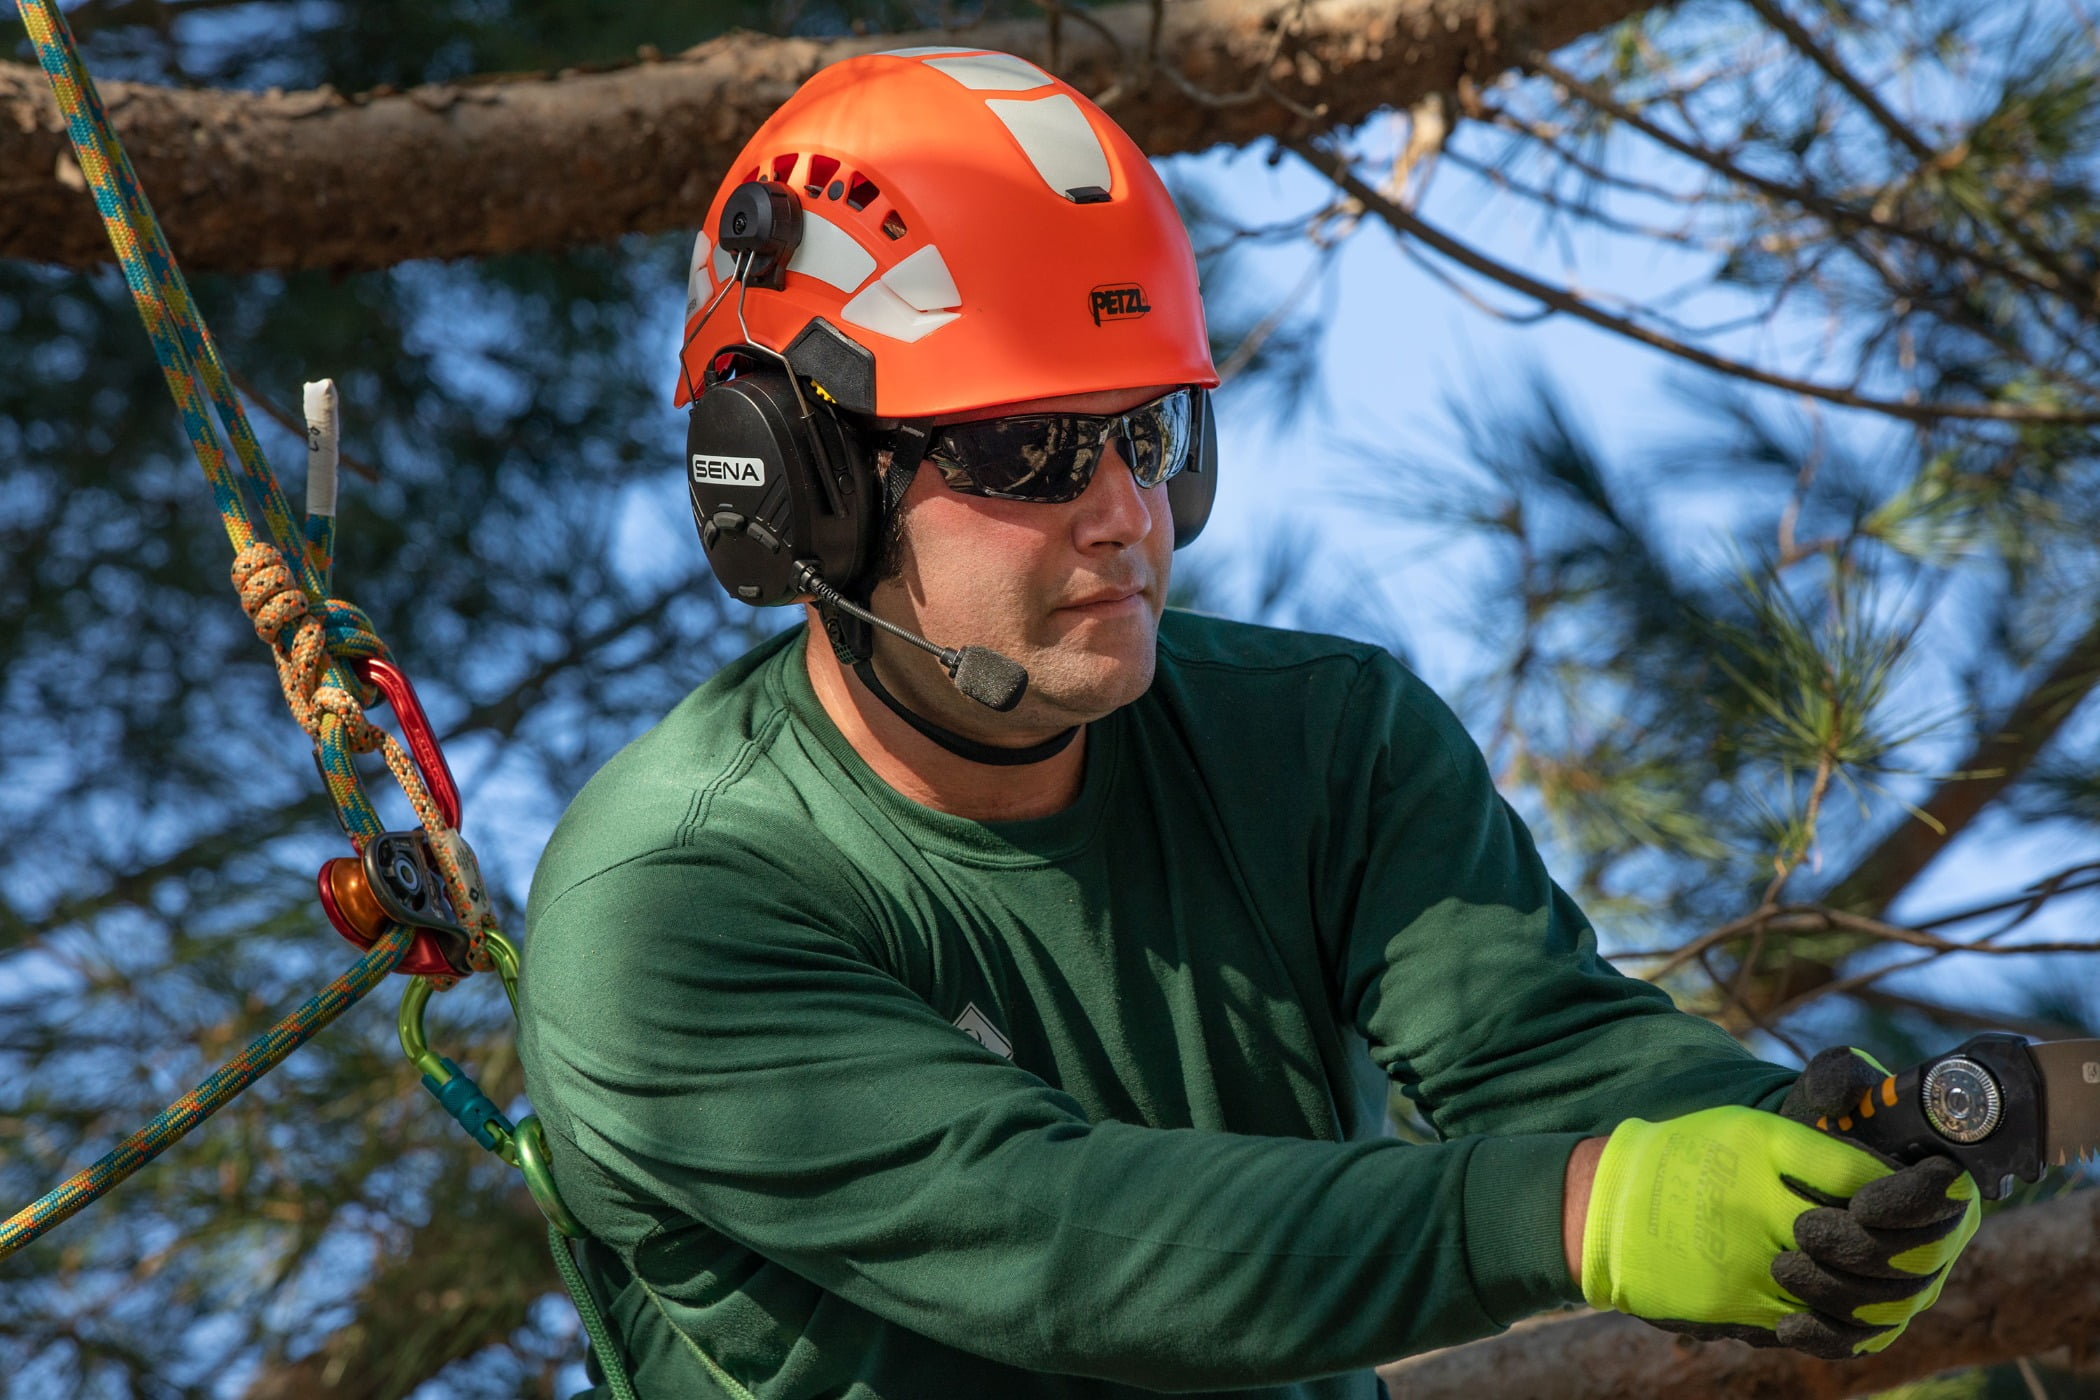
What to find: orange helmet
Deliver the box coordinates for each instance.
[675,48,1218,419]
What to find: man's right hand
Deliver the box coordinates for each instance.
[1575,1105,1975,1358]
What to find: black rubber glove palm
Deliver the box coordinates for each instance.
[1761,1046,1980,1358]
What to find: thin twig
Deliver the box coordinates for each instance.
[1214,245,1333,383]
[1524,54,2073,308]
[1283,138,2100,426]
[1740,0,1936,164]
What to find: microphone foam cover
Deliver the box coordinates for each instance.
[951,647,1028,712]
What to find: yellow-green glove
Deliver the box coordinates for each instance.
[1581,1103,1978,1359]
[1774,1045,1983,1355]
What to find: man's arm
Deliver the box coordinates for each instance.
[1320,651,1799,1141]
[1562,1136,1605,1284]
[521,841,1595,1391]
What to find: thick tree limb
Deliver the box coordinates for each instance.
[1377,1187,2100,1399]
[0,0,1650,272]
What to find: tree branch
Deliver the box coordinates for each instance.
[1523,53,2075,308]
[1738,0,1936,166]
[1849,986,2088,1041]
[1738,0,2100,308]
[0,0,1652,272]
[1825,607,2100,915]
[1379,1187,2100,1399]
[1287,138,2100,425]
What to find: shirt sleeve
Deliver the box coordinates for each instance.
[523,831,1597,1390]
[1316,652,1799,1299]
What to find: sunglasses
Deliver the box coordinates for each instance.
[923,388,1195,504]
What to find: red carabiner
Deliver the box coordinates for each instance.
[356,656,461,830]
[313,658,471,977]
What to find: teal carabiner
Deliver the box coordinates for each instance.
[398,931,582,1236]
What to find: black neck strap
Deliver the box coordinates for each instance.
[853,659,1079,767]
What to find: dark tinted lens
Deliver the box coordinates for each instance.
[929,415,1101,502]
[927,389,1192,502]
[1117,389,1192,487]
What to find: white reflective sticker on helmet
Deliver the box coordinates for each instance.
[924,53,1052,91]
[984,94,1112,198]
[686,233,711,316]
[882,244,962,312]
[878,45,982,56]
[842,278,961,344]
[712,243,734,284]
[785,211,878,294]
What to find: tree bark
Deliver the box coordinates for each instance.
[1,0,1650,273]
[1378,1188,2100,1399]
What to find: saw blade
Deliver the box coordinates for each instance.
[2028,1039,2100,1165]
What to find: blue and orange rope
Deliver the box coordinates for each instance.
[0,925,415,1257]
[1,0,493,1259]
[11,9,635,1388]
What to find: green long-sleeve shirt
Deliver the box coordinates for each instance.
[519,612,1796,1398]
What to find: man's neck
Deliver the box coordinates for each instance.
[801,621,1086,822]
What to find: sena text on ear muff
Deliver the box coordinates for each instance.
[687,354,877,608]
[1166,385,1218,548]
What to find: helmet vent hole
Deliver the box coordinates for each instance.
[771,152,799,182]
[805,154,840,196]
[880,209,908,240]
[846,174,881,211]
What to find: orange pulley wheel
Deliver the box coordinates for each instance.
[317,841,472,978]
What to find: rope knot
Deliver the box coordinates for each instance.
[231,543,307,648]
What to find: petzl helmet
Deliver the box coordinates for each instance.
[675,47,1220,419]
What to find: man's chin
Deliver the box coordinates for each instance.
[1016,634,1159,725]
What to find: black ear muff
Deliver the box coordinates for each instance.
[688,364,876,607]
[1167,385,1219,548]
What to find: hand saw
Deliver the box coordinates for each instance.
[1814,1032,2100,1199]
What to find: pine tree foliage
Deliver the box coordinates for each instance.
[5,0,2100,1395]
[1299,0,2100,1069]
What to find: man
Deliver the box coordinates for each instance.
[519,49,1978,1398]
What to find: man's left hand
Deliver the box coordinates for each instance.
[1775,1046,1983,1357]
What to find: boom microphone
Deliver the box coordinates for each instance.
[793,562,1029,712]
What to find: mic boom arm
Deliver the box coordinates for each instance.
[792,561,1028,712]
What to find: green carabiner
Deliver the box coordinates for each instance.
[398,932,582,1237]
[516,1114,586,1238]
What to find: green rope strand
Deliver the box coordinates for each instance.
[547,1225,640,1400]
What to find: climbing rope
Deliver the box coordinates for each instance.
[9,3,635,1390]
[0,926,415,1257]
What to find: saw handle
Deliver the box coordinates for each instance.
[1814,1032,2044,1200]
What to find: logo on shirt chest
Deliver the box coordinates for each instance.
[952,1002,1013,1060]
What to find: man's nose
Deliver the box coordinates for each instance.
[1071,439,1154,549]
